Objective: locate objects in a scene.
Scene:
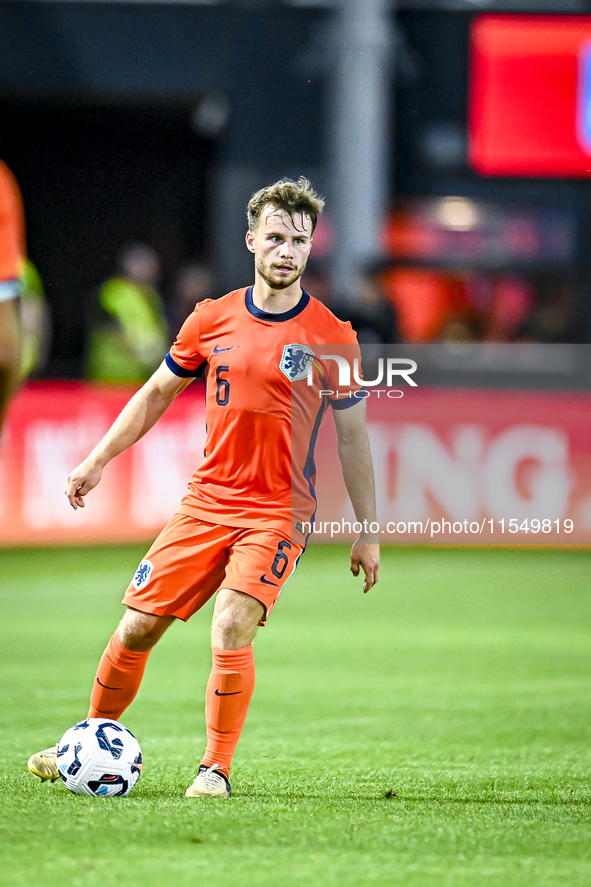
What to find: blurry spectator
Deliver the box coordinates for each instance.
[519,276,577,343]
[464,273,534,342]
[486,277,533,342]
[86,242,169,384]
[382,267,471,343]
[170,262,217,335]
[439,318,477,342]
[0,160,24,430]
[301,258,334,308]
[303,259,397,343]
[19,258,52,378]
[337,262,399,344]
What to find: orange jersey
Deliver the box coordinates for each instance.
[166,286,362,544]
[0,160,25,301]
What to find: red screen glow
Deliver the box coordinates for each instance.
[469,15,591,177]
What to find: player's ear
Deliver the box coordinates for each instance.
[245,230,256,254]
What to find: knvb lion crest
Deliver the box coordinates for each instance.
[279,343,315,382]
[132,559,154,590]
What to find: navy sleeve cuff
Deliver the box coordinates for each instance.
[330,389,366,410]
[165,352,204,378]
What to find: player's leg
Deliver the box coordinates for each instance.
[88,608,175,719]
[28,513,210,783]
[27,608,174,783]
[203,590,262,753]
[89,515,230,721]
[186,589,262,798]
[211,587,264,649]
[90,515,229,724]
[187,531,303,798]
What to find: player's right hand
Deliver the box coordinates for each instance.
[350,540,380,593]
[65,459,103,509]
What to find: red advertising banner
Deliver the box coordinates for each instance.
[0,382,207,545]
[314,388,591,545]
[469,15,591,177]
[0,383,589,546]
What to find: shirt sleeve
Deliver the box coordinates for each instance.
[166,303,207,377]
[326,321,366,410]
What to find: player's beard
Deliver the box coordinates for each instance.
[255,256,306,290]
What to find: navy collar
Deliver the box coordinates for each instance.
[245,285,310,322]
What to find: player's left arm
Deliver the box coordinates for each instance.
[333,399,380,592]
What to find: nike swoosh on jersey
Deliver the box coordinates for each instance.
[213,345,239,353]
[215,689,243,696]
[260,574,279,586]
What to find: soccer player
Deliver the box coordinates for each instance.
[28,177,380,798]
[0,160,24,431]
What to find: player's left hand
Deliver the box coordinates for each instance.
[350,541,380,593]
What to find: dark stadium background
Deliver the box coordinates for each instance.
[2,6,591,884]
[2,0,591,379]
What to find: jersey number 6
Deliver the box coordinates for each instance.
[271,540,292,579]
[216,366,230,406]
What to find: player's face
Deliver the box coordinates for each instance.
[246,207,314,290]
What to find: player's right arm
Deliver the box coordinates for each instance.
[65,360,193,509]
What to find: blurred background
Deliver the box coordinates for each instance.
[2,0,591,545]
[3,0,591,378]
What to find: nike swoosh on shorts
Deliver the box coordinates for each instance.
[260,575,279,586]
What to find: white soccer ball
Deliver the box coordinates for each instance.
[57,718,143,797]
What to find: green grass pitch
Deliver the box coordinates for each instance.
[1,544,590,887]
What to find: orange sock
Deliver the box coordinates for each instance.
[201,645,256,778]
[88,634,150,720]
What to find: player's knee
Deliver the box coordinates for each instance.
[212,590,263,650]
[211,607,248,648]
[117,609,173,651]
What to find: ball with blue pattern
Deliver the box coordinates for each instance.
[57,718,142,797]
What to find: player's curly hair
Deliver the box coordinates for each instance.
[247,177,325,233]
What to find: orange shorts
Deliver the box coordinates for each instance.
[122,513,303,625]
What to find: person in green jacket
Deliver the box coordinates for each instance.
[19,258,51,379]
[86,243,169,384]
